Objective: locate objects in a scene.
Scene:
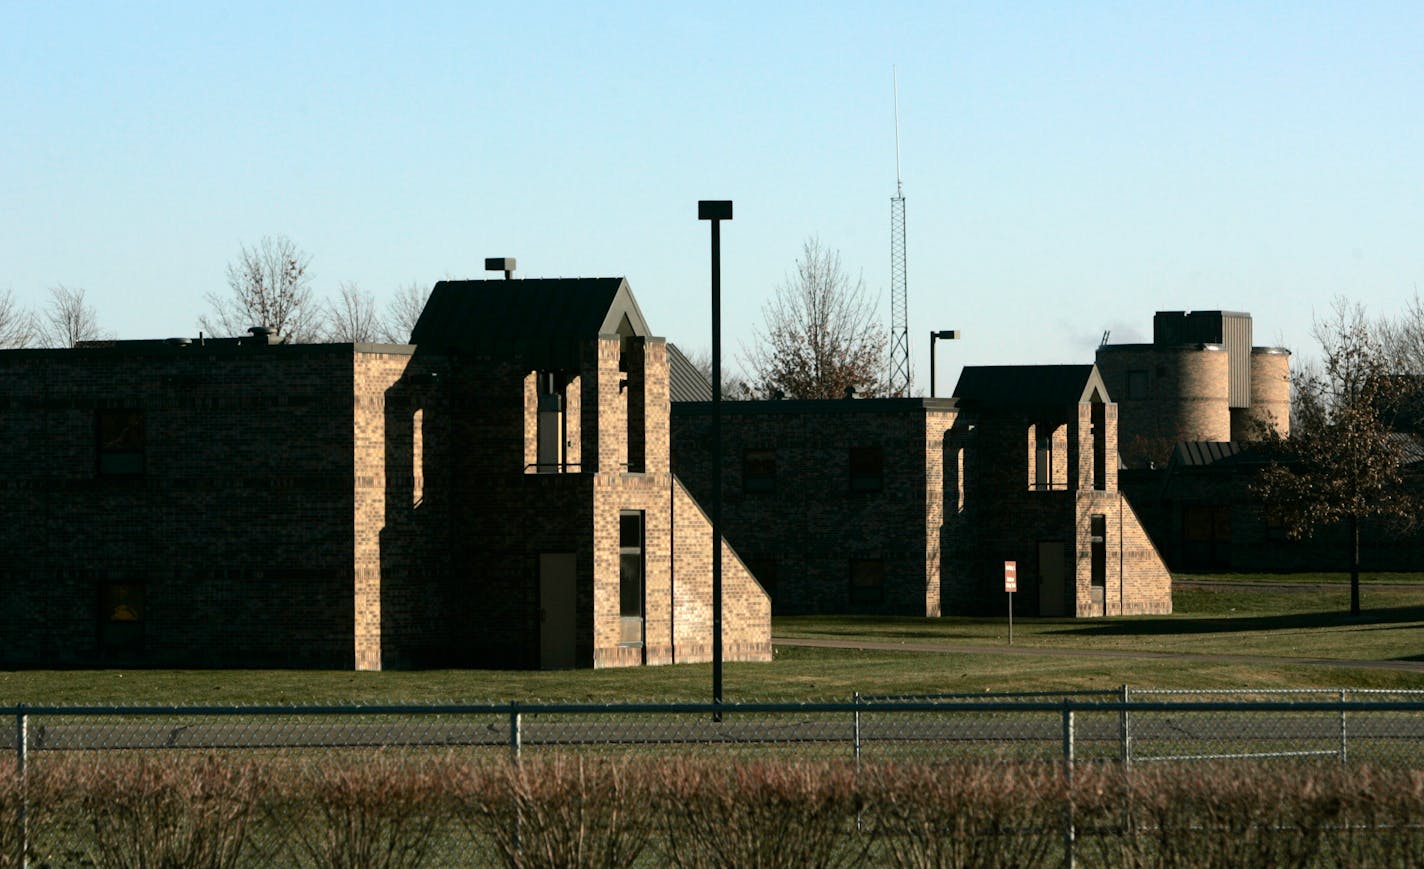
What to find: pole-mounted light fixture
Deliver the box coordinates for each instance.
[930,329,960,398]
[698,200,732,719]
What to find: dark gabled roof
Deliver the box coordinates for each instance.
[951,364,1110,408]
[667,343,713,402]
[410,277,651,368]
[1171,434,1424,473]
[1171,440,1248,468]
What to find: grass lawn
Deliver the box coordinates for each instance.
[4,573,1423,705]
[1176,571,1424,586]
[776,572,1424,665]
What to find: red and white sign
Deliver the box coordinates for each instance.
[1004,560,1017,593]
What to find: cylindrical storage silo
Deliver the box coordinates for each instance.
[1235,347,1291,440]
[1164,343,1231,443]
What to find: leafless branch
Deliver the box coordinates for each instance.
[201,235,318,342]
[322,282,385,343]
[382,281,430,344]
[0,289,36,348]
[40,285,110,347]
[742,237,890,400]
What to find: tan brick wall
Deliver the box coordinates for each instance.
[585,338,767,668]
[923,409,957,617]
[667,478,773,664]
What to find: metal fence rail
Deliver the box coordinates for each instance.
[9,692,1424,767]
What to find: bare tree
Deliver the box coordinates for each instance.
[0,289,35,348]
[40,285,110,347]
[681,346,752,398]
[743,238,890,400]
[322,282,385,343]
[1253,298,1418,615]
[1374,289,1424,433]
[1376,289,1424,375]
[202,235,318,342]
[382,281,431,344]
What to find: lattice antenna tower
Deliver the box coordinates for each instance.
[889,68,911,394]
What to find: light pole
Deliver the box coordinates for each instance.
[929,329,960,397]
[698,200,732,718]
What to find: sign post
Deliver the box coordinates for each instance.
[1004,561,1017,646]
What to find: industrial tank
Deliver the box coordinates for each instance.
[1233,347,1291,440]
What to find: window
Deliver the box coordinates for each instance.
[1126,370,1149,400]
[1034,432,1053,490]
[1090,515,1107,589]
[849,446,884,493]
[99,581,145,653]
[535,372,566,473]
[97,410,144,477]
[1091,401,1107,491]
[849,558,885,606]
[743,448,776,494]
[619,511,644,646]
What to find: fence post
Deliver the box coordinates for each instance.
[852,692,862,767]
[509,701,522,764]
[16,705,27,869]
[1339,689,1348,764]
[1062,701,1075,869]
[1120,684,1131,768]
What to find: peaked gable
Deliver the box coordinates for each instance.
[410,277,651,368]
[952,364,1112,408]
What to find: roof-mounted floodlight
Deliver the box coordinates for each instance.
[698,201,733,221]
[485,257,516,279]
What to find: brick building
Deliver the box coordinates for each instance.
[0,277,770,670]
[669,363,1172,617]
[947,366,1172,616]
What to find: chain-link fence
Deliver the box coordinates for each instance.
[7,692,1424,865]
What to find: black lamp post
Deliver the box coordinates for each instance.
[929,329,960,398]
[698,200,732,717]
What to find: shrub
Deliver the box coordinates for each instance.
[861,761,1063,868]
[453,756,652,869]
[52,753,260,869]
[654,758,869,868]
[0,762,25,869]
[270,753,445,869]
[1074,763,1336,869]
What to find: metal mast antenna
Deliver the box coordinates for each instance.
[889,67,911,393]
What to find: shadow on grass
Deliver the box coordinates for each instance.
[1042,605,1424,638]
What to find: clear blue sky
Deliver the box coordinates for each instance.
[4,2,1421,390]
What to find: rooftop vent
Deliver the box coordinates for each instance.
[485,257,516,280]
